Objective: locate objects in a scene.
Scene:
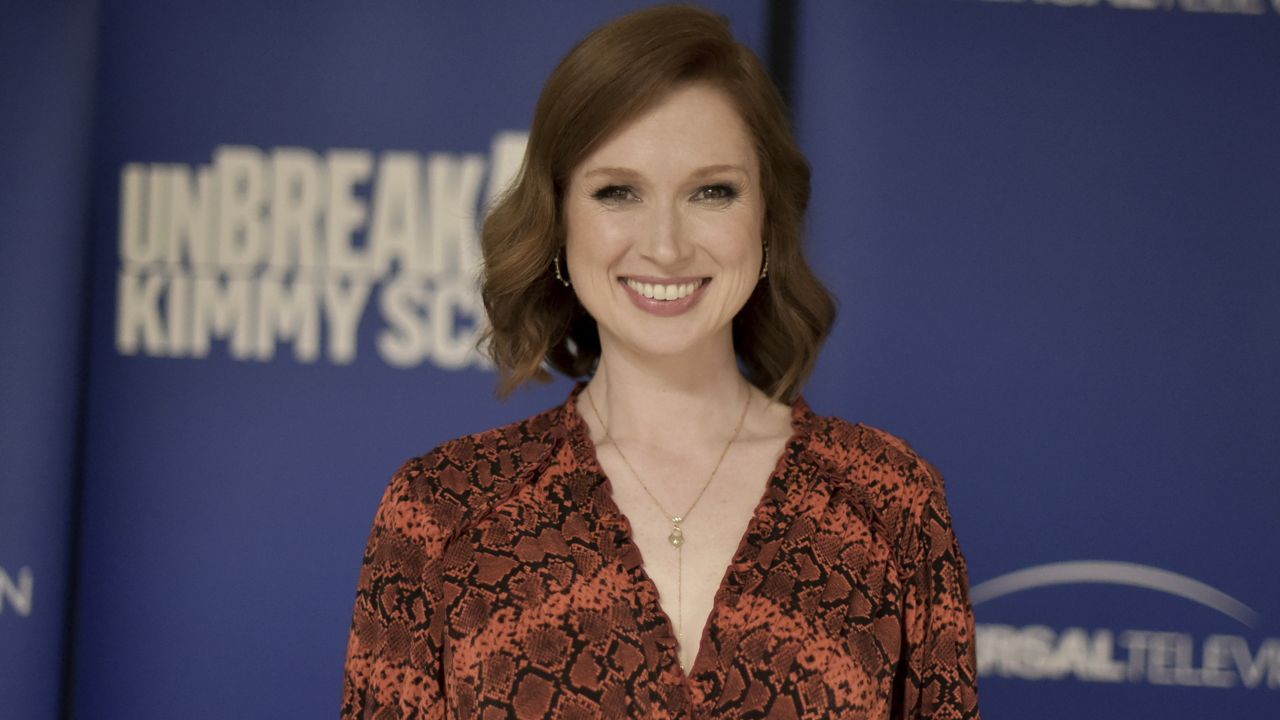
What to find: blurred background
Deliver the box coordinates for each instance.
[2,0,1277,717]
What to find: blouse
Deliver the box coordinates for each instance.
[342,386,980,719]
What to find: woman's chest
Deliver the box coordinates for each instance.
[437,471,907,718]
[613,461,773,675]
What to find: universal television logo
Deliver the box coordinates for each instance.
[973,560,1280,689]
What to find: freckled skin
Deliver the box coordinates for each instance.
[564,83,766,363]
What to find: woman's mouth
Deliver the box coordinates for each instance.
[618,276,710,316]
[623,278,703,300]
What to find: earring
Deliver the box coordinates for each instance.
[553,248,571,287]
[759,242,769,280]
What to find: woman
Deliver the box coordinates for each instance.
[343,6,979,719]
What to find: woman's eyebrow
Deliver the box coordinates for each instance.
[582,166,642,180]
[689,164,749,179]
[582,164,749,180]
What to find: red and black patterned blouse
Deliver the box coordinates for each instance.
[343,387,980,719]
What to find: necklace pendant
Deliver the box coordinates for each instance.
[668,517,684,548]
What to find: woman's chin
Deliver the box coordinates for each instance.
[601,323,732,363]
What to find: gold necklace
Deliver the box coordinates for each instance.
[586,383,751,643]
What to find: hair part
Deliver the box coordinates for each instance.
[480,4,835,402]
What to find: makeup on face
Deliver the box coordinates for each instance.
[563,83,765,357]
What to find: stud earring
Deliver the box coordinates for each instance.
[553,249,571,287]
[759,242,769,280]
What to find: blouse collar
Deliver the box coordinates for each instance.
[557,381,820,471]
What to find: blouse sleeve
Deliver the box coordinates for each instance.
[893,460,981,720]
[342,458,448,719]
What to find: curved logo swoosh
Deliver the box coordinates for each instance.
[970,560,1260,628]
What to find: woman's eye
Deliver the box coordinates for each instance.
[593,185,636,203]
[693,184,739,203]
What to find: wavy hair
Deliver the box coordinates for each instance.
[480,4,835,401]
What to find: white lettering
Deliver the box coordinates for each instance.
[376,274,430,368]
[146,165,171,267]
[119,164,156,265]
[989,0,1273,11]
[1176,0,1265,13]
[268,147,324,271]
[426,152,485,277]
[114,138,514,371]
[191,274,254,359]
[323,274,372,364]
[325,149,373,274]
[116,269,167,355]
[1201,634,1238,687]
[979,624,1280,690]
[1268,639,1280,689]
[255,272,320,362]
[1143,631,1200,685]
[1228,634,1272,689]
[168,164,214,269]
[1121,629,1151,682]
[374,277,486,369]
[485,131,529,206]
[215,146,268,274]
[368,152,423,276]
[0,566,33,617]
[167,272,192,356]
[431,278,483,370]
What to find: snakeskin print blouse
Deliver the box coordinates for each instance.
[343,386,980,719]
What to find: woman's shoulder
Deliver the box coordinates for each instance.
[797,408,958,566]
[379,402,572,528]
[797,406,949,513]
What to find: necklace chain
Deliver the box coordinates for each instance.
[585,382,751,649]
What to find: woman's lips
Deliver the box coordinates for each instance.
[618,276,710,316]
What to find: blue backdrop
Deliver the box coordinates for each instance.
[0,1,96,718]
[2,1,1276,718]
[72,2,766,718]
[797,2,1280,718]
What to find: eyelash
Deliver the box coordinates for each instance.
[592,185,636,203]
[591,183,741,204]
[693,184,740,202]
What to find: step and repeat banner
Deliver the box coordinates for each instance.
[4,0,1276,718]
[796,1,1279,719]
[71,2,766,719]
[1,2,97,718]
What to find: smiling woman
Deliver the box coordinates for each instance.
[342,5,980,719]
[564,84,766,359]
[479,5,831,402]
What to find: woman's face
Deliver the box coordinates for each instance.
[564,82,765,362]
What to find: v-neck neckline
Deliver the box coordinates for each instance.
[559,383,818,704]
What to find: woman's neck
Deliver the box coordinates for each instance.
[584,335,755,450]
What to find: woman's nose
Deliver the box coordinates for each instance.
[641,202,694,267]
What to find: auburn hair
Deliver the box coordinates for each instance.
[480,4,835,401]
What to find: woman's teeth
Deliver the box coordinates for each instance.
[624,278,703,301]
